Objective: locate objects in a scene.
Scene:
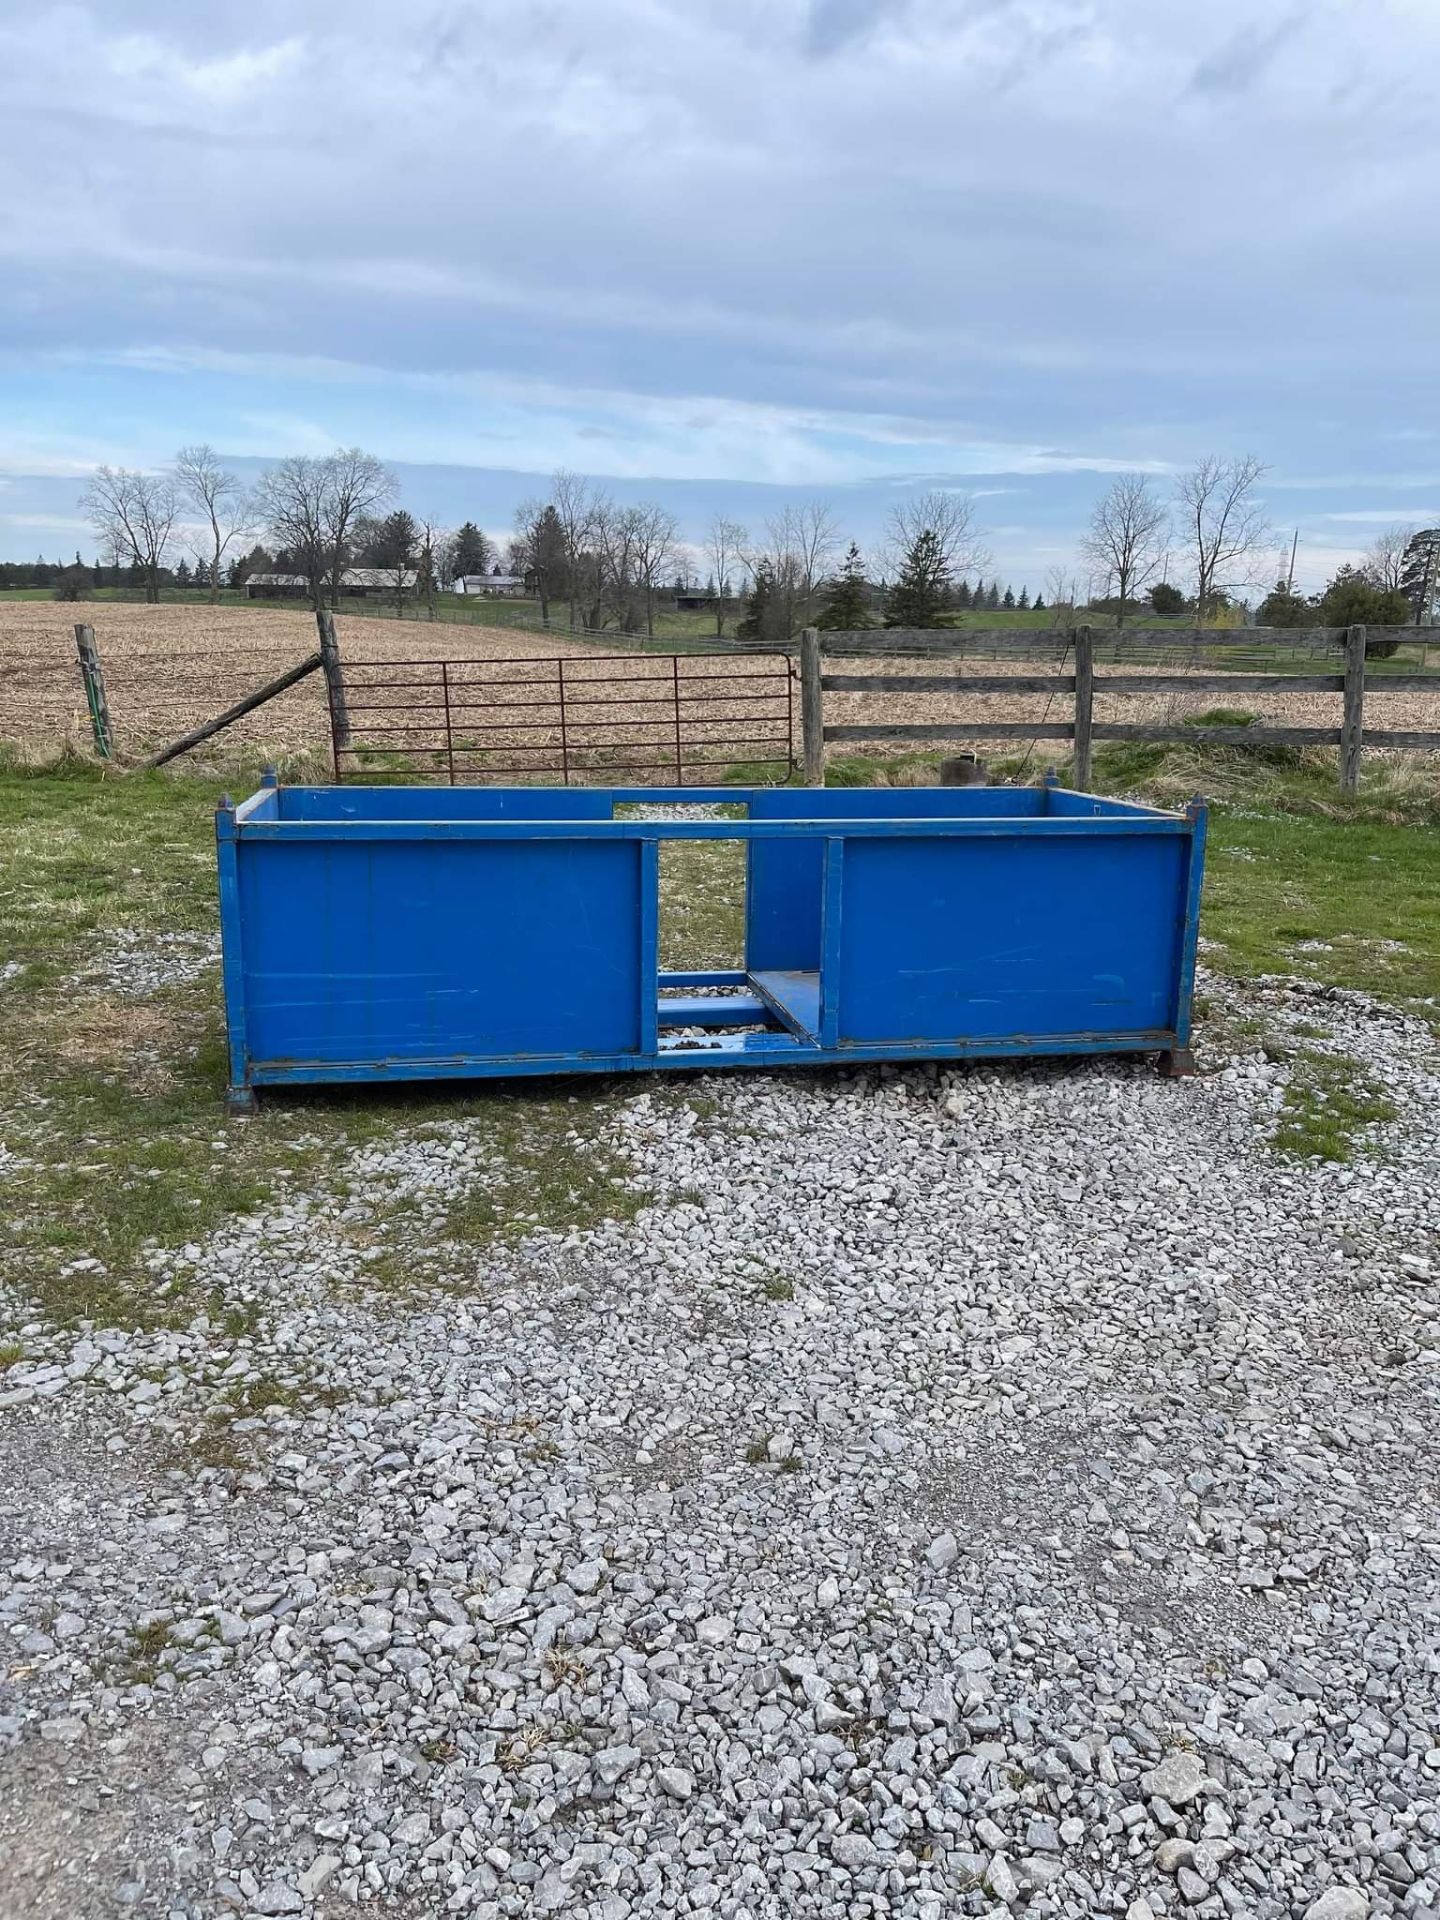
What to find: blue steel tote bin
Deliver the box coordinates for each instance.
[216,777,1206,1109]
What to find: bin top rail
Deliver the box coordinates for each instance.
[227,777,1200,837]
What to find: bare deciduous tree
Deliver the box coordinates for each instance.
[418,518,451,615]
[80,466,179,602]
[254,456,331,608]
[1042,564,1077,621]
[705,515,748,636]
[592,500,643,631]
[174,444,250,605]
[632,502,678,637]
[1078,475,1167,628]
[1366,524,1415,594]
[548,470,601,630]
[1174,455,1270,623]
[779,502,840,602]
[254,450,394,610]
[886,491,989,576]
[323,449,394,607]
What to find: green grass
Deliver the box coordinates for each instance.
[1269,1048,1398,1162]
[1183,706,1259,728]
[1077,740,1440,1014]
[437,1094,645,1249]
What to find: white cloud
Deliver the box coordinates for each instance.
[0,0,1437,556]
[1318,509,1439,524]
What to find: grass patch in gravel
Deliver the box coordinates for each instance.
[438,1094,646,1249]
[1269,1047,1399,1163]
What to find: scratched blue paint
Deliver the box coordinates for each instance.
[216,783,1205,1104]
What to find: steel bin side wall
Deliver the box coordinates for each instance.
[826,831,1190,1045]
[236,836,647,1066]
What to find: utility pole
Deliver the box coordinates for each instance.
[1286,529,1299,592]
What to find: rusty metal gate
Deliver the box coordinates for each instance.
[331,651,795,784]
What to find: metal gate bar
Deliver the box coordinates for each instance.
[333,651,796,785]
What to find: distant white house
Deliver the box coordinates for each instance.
[454,572,527,597]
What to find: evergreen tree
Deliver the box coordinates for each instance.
[885,528,951,628]
[955,580,972,609]
[1017,588,1030,609]
[814,542,870,630]
[1001,586,1015,610]
[1033,594,1045,611]
[451,520,494,579]
[1399,528,1440,623]
[519,505,568,622]
[174,557,192,587]
[1317,564,1410,653]
[736,559,781,644]
[1256,577,1312,628]
[971,577,983,608]
[986,582,1001,610]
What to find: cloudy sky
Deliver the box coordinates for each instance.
[2,0,1438,589]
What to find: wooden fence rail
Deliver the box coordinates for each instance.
[799,624,1440,792]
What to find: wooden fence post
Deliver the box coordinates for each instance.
[1340,624,1366,793]
[800,627,824,786]
[1072,624,1094,791]
[316,608,350,749]
[74,623,113,759]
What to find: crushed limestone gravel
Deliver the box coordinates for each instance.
[0,972,1436,1920]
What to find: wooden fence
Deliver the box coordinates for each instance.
[798,624,1440,792]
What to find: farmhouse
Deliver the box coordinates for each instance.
[246,568,416,600]
[454,572,527,596]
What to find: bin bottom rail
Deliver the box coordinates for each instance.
[230,969,1187,1100]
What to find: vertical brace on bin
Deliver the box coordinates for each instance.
[215,796,253,1111]
[819,836,845,1047]
[638,838,660,1055]
[441,661,456,786]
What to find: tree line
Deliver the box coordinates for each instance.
[55,445,1440,635]
[1076,461,1439,637]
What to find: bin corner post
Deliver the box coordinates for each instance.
[316,607,350,760]
[74,622,113,759]
[260,764,279,789]
[800,626,825,786]
[1341,624,1366,794]
[1072,623,1094,793]
[1159,793,1208,1080]
[215,794,254,1115]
